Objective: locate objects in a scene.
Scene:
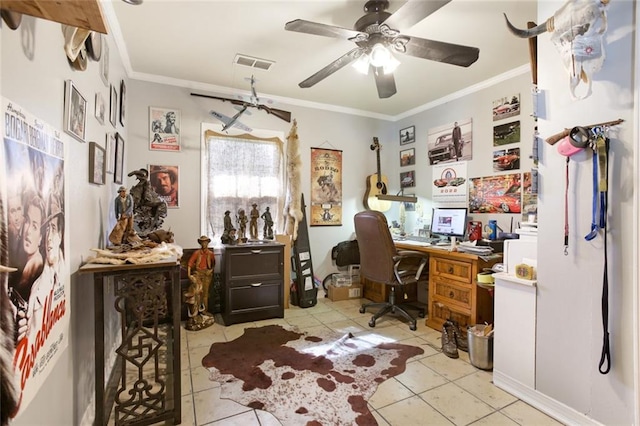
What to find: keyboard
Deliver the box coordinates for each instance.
[404,236,440,244]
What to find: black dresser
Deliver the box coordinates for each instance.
[221,242,285,325]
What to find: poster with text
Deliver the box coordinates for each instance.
[2,98,69,418]
[432,161,468,204]
[469,173,522,213]
[310,148,342,226]
[149,106,181,151]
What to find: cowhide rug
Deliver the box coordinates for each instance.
[202,324,424,425]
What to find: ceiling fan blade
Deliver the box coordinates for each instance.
[373,67,396,99]
[403,36,479,67]
[285,19,363,40]
[383,0,452,30]
[299,48,365,88]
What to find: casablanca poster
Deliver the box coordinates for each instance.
[310,148,342,226]
[1,98,69,418]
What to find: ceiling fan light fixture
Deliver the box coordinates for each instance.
[352,54,371,75]
[382,54,400,74]
[121,0,143,5]
[369,43,391,67]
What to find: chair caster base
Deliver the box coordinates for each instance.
[409,323,417,331]
[368,319,376,328]
[359,306,366,314]
[418,310,425,318]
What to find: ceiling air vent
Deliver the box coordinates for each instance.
[233,54,275,71]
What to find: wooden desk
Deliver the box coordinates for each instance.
[394,243,502,331]
[79,257,181,426]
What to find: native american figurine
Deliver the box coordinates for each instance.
[261,206,274,239]
[237,208,248,242]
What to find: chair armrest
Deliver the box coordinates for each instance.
[393,250,428,283]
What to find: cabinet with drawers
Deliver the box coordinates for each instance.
[221,242,284,325]
[426,251,501,331]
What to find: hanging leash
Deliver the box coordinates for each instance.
[596,133,610,374]
[563,157,570,255]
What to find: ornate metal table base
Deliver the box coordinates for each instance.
[80,258,181,426]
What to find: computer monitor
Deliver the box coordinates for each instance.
[430,207,468,241]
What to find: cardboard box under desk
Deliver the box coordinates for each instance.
[327,283,363,301]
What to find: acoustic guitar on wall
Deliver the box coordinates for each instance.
[363,137,391,212]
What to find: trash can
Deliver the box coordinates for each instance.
[467,324,494,370]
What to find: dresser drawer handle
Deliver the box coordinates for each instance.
[251,282,262,287]
[448,267,454,274]
[251,249,262,254]
[449,291,454,298]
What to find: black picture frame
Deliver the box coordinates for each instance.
[119,80,126,127]
[400,125,415,145]
[400,148,415,167]
[114,132,125,184]
[89,142,106,185]
[109,84,117,127]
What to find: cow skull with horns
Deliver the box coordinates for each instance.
[504,0,609,99]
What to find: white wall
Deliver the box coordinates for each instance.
[1,15,128,425]
[126,78,390,280]
[536,1,636,425]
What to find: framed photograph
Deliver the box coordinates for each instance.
[493,147,521,172]
[105,132,115,173]
[100,40,109,86]
[399,125,415,145]
[94,92,105,125]
[400,170,415,188]
[149,107,181,151]
[427,118,473,164]
[492,93,520,121]
[400,148,415,166]
[89,142,106,185]
[148,164,180,208]
[63,79,87,142]
[114,132,125,184]
[493,120,521,146]
[109,85,117,127]
[119,80,126,127]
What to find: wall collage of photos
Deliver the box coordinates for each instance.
[399,91,538,223]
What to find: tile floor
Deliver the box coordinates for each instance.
[178,293,564,426]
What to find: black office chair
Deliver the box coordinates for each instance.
[354,210,427,331]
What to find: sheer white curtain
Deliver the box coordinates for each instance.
[203,130,284,242]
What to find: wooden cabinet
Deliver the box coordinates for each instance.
[221,243,284,325]
[426,251,501,331]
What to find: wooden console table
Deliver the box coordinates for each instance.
[79,257,181,426]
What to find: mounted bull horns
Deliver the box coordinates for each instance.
[504,0,610,39]
[503,13,550,38]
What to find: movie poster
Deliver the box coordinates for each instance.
[310,148,342,226]
[149,106,181,151]
[1,98,69,417]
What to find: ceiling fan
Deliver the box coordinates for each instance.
[284,0,479,99]
[191,75,292,132]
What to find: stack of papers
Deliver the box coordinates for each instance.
[457,241,494,255]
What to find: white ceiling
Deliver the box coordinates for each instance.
[107,0,537,119]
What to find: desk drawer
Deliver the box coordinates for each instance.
[432,278,471,309]
[430,257,472,284]
[429,299,471,330]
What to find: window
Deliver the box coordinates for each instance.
[202,126,284,242]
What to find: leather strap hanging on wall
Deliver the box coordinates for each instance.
[597,136,611,374]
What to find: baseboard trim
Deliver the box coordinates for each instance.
[493,371,603,426]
